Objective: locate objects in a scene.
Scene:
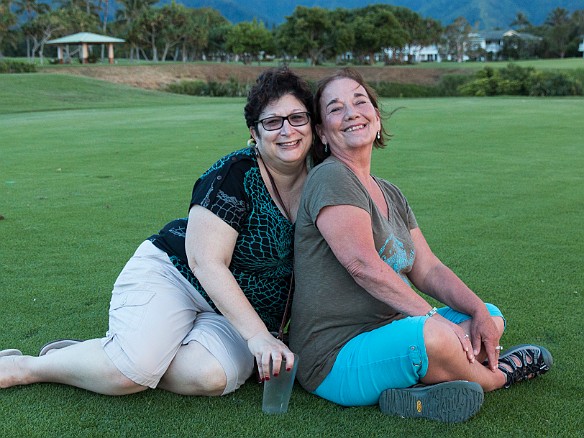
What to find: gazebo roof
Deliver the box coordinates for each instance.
[47,32,125,45]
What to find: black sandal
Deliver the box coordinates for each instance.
[497,344,553,388]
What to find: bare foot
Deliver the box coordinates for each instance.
[0,354,25,388]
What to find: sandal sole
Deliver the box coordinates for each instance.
[39,339,83,356]
[379,380,484,423]
[0,349,23,357]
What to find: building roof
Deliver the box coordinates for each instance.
[479,30,541,42]
[47,32,125,45]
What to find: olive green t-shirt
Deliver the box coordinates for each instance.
[290,157,418,392]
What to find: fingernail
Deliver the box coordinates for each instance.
[273,373,279,377]
[286,367,291,372]
[264,377,270,381]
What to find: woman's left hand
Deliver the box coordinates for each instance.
[247,331,295,382]
[468,312,502,371]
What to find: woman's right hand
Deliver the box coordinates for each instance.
[247,331,295,382]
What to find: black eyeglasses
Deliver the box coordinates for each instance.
[256,112,310,131]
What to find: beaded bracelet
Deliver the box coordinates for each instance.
[425,307,438,318]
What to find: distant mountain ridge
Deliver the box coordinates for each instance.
[162,0,582,30]
[42,0,582,30]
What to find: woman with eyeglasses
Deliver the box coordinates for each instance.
[0,67,312,396]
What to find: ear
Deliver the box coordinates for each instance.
[315,124,326,145]
[375,109,381,129]
[250,126,258,142]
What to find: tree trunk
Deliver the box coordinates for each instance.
[101,0,109,61]
[161,44,170,61]
[150,31,158,62]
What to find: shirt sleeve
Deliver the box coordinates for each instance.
[190,155,253,232]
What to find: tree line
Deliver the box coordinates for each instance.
[1,0,583,64]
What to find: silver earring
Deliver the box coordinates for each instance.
[324,143,328,153]
[377,131,380,140]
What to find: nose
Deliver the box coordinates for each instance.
[344,103,358,119]
[279,119,292,134]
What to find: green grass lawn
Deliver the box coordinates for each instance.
[1,74,582,437]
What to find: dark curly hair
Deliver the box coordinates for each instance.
[313,67,389,164]
[244,67,314,136]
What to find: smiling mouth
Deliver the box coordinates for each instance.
[344,124,366,132]
[278,139,301,147]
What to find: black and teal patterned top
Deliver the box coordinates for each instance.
[149,147,293,332]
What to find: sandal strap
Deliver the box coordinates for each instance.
[498,346,550,388]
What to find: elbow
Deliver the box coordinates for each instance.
[344,258,370,282]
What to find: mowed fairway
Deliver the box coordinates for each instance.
[0,73,582,437]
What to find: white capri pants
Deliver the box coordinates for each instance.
[101,240,254,394]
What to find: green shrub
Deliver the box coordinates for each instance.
[166,80,207,96]
[459,77,498,96]
[459,63,582,97]
[372,81,437,98]
[0,60,37,73]
[166,76,249,97]
[527,71,583,96]
[570,69,584,88]
[435,74,472,96]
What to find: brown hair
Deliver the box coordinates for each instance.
[313,67,389,164]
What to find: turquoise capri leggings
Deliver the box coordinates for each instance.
[313,303,504,407]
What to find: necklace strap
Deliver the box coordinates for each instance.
[255,148,292,221]
[255,148,294,342]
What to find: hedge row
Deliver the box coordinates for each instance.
[370,65,583,97]
[459,64,583,96]
[166,77,249,97]
[0,60,37,73]
[165,74,474,99]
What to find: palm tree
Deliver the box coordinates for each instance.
[510,12,531,30]
[14,0,50,59]
[115,0,157,60]
[545,7,571,58]
[0,0,18,57]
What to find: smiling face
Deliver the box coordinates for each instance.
[251,93,313,168]
[316,77,381,156]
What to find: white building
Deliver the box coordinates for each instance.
[384,44,442,63]
[469,30,541,61]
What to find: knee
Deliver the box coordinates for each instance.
[197,361,228,395]
[181,360,227,396]
[423,318,460,357]
[493,316,505,335]
[160,354,228,396]
[104,367,146,395]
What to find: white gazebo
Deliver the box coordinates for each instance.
[46,32,125,64]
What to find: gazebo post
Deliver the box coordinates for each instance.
[82,43,89,64]
[108,43,114,64]
[57,46,64,64]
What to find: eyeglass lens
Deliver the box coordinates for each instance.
[260,113,309,131]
